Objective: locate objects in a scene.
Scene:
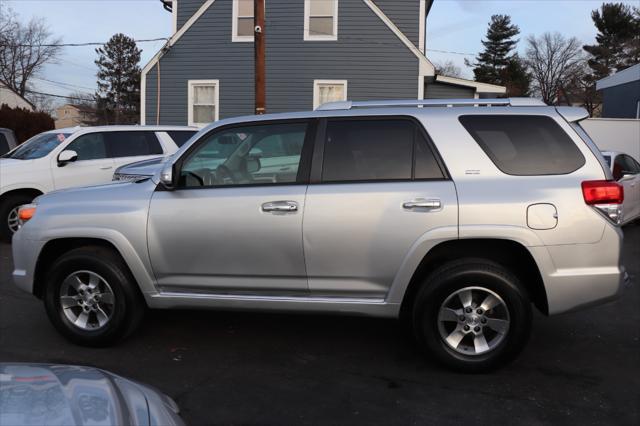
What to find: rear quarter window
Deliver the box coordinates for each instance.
[459,115,585,176]
[167,131,198,147]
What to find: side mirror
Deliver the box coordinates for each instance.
[160,162,176,190]
[57,150,78,167]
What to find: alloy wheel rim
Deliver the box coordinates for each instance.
[7,207,20,233]
[437,286,510,356]
[59,271,115,331]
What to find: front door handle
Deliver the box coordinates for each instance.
[403,198,442,210]
[262,201,298,212]
[100,166,113,170]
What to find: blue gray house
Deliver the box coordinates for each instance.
[141,0,505,126]
[596,63,640,119]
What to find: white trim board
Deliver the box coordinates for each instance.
[362,0,434,100]
[188,79,220,127]
[172,0,178,34]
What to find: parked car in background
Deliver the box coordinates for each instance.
[0,128,17,156]
[0,363,184,426]
[11,99,629,372]
[601,151,640,224]
[0,126,197,241]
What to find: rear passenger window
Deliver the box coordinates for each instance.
[459,115,585,176]
[107,131,163,157]
[322,119,444,182]
[167,131,197,147]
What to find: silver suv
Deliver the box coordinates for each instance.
[12,99,629,372]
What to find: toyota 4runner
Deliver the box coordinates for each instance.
[12,98,629,372]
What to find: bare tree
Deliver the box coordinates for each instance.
[435,60,463,78]
[0,8,62,97]
[525,32,584,105]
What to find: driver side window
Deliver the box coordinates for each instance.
[180,121,308,188]
[65,133,107,161]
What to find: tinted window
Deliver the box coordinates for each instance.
[322,119,443,182]
[614,155,640,179]
[0,134,9,155]
[167,131,198,147]
[460,115,586,176]
[107,131,163,157]
[180,122,308,188]
[66,133,107,160]
[414,132,445,179]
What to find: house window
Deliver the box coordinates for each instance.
[313,80,347,109]
[233,0,254,42]
[188,80,219,127]
[304,0,338,41]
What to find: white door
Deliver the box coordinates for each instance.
[51,132,115,190]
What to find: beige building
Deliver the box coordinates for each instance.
[55,104,96,129]
[0,83,35,111]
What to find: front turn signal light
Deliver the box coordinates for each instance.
[18,204,37,223]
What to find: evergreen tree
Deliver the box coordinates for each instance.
[466,14,530,96]
[95,33,141,124]
[583,3,638,80]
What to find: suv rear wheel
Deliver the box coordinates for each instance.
[412,259,532,372]
[43,246,145,346]
[0,193,35,242]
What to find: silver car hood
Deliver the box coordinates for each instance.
[115,156,169,177]
[0,363,184,426]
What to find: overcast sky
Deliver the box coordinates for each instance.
[4,0,639,101]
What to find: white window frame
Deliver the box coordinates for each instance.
[232,0,254,42]
[304,0,338,41]
[313,79,347,109]
[188,80,219,127]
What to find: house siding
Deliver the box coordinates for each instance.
[601,81,640,119]
[372,0,425,48]
[424,79,475,99]
[145,0,419,125]
[177,0,208,30]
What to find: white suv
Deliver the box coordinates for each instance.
[0,126,197,241]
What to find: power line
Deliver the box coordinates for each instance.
[33,77,95,91]
[14,37,169,48]
[25,89,92,101]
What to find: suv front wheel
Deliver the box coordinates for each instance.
[412,259,532,372]
[0,193,35,242]
[44,246,145,346]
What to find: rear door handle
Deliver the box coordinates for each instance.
[262,201,298,212]
[403,198,442,210]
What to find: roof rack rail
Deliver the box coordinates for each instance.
[315,97,547,111]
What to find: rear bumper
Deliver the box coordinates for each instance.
[533,222,628,315]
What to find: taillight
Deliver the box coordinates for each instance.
[581,180,624,225]
[582,180,624,205]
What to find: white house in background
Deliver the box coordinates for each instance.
[0,83,35,111]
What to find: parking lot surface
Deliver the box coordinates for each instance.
[1,225,638,425]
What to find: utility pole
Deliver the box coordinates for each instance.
[254,0,266,115]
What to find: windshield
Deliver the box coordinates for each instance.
[2,132,71,160]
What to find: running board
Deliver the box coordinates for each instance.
[146,292,399,318]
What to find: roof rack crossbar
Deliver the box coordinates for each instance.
[316,98,546,111]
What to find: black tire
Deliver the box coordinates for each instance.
[0,193,35,243]
[412,259,532,373]
[43,246,145,347]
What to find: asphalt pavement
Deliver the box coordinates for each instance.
[1,225,638,425]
